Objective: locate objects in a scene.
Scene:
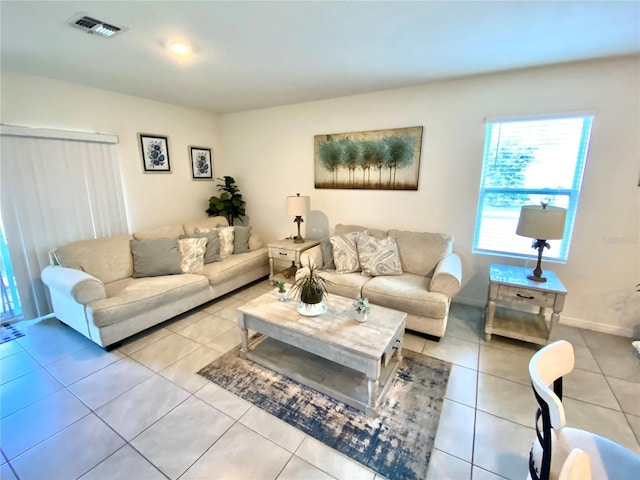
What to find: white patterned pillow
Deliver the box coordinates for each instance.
[330,232,364,274]
[178,237,207,273]
[198,226,234,258]
[356,235,403,276]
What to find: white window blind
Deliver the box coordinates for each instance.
[473,115,593,261]
[0,125,127,320]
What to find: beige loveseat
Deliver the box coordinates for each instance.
[41,216,269,348]
[297,224,462,339]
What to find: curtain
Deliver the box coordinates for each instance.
[0,125,128,320]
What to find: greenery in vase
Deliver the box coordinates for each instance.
[205,176,246,226]
[289,264,331,305]
[353,295,370,314]
[276,281,286,293]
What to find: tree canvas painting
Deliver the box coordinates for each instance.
[314,126,423,190]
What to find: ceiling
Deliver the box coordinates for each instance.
[1,1,639,114]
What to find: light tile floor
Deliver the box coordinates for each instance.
[1,279,639,480]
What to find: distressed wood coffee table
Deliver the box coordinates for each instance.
[237,291,406,416]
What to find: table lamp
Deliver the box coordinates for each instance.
[516,204,566,282]
[286,193,310,243]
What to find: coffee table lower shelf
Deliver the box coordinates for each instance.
[243,335,400,416]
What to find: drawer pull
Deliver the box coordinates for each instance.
[278,252,288,256]
[516,293,535,300]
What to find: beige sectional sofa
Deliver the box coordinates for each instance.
[297,224,462,339]
[41,216,269,348]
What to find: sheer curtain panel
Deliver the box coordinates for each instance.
[0,125,127,320]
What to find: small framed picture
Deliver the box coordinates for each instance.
[139,134,171,172]
[190,147,213,179]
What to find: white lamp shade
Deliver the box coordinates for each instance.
[286,195,310,216]
[516,205,567,240]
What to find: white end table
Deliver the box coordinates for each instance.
[268,238,320,284]
[485,263,567,346]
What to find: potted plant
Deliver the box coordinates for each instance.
[205,176,246,226]
[276,281,288,302]
[353,295,370,322]
[289,264,331,315]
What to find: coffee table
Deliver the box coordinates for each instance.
[237,291,406,416]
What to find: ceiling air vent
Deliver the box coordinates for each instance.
[69,14,123,38]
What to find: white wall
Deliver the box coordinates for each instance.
[220,56,640,336]
[0,72,220,232]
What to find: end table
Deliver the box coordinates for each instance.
[485,263,567,346]
[268,239,320,284]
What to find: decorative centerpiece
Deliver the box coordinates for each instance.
[276,281,288,302]
[290,264,331,316]
[353,295,370,322]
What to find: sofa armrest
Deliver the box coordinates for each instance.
[41,265,107,305]
[429,253,462,297]
[299,245,323,269]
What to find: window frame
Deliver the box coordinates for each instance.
[472,114,594,262]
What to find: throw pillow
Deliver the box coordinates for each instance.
[356,235,403,276]
[233,225,252,254]
[197,226,235,258]
[330,232,364,274]
[320,239,335,270]
[185,230,220,263]
[130,238,182,278]
[178,237,208,273]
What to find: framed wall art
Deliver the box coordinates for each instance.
[314,126,423,190]
[139,134,171,172]
[190,147,213,179]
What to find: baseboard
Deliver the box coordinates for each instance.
[558,315,635,338]
[452,297,635,338]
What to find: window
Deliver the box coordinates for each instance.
[473,115,593,261]
[1,126,128,320]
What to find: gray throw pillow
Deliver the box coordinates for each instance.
[320,239,335,270]
[187,230,221,263]
[130,238,182,278]
[233,225,252,254]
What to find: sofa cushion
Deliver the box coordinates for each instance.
[334,224,387,239]
[183,216,228,236]
[130,238,182,278]
[178,237,207,273]
[330,232,364,273]
[185,230,221,264]
[233,225,252,254]
[356,235,403,276]
[198,249,269,286]
[318,270,370,301]
[53,235,134,284]
[388,230,454,277]
[362,273,449,320]
[132,225,185,240]
[88,274,209,327]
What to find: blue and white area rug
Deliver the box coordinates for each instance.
[198,342,451,480]
[0,322,25,345]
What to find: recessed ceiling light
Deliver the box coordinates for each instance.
[169,42,190,56]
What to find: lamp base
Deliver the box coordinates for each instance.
[527,274,547,283]
[293,216,304,243]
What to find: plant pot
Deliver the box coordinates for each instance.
[278,291,288,302]
[301,288,323,305]
[355,311,368,323]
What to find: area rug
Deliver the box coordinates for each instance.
[0,322,25,345]
[198,341,451,480]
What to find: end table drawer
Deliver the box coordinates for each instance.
[496,285,555,308]
[270,247,295,262]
